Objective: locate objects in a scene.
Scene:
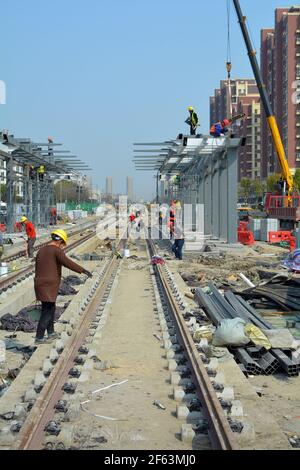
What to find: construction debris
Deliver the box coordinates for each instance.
[0,305,66,332]
[239,276,300,311]
[153,400,166,410]
[151,256,165,266]
[195,283,300,376]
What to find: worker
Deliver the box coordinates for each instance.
[50,207,57,225]
[129,213,136,224]
[210,118,231,138]
[210,114,245,138]
[29,165,35,180]
[48,137,53,157]
[21,216,36,259]
[185,106,199,136]
[37,165,45,181]
[2,130,9,144]
[277,177,285,195]
[171,222,185,260]
[34,229,92,344]
[169,201,176,239]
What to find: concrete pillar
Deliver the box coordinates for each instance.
[226,141,239,244]
[211,158,220,239]
[204,164,212,237]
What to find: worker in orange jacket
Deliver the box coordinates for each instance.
[169,200,177,239]
[21,216,36,258]
[210,114,245,138]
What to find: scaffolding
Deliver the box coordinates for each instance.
[134,134,242,244]
[0,132,91,232]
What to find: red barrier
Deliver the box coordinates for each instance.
[268,231,292,243]
[289,236,296,251]
[238,230,255,245]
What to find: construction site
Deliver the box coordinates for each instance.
[1,0,300,456]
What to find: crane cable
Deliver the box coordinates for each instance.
[226,0,233,117]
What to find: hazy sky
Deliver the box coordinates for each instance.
[0,0,294,200]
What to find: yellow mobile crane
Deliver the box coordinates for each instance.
[232,0,293,194]
[232,0,300,228]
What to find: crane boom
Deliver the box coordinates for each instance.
[232,0,294,194]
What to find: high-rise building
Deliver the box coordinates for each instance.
[210,79,258,125]
[210,79,261,181]
[261,6,300,177]
[126,176,134,202]
[105,176,113,196]
[236,98,261,180]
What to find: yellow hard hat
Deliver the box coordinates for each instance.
[21,216,27,223]
[188,106,194,111]
[51,229,68,245]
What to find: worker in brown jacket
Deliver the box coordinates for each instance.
[34,229,92,344]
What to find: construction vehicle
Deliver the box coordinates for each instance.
[232,0,300,229]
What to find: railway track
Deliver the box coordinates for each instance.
[146,238,239,450]
[12,254,122,450]
[0,227,127,450]
[2,220,99,264]
[0,228,240,451]
[0,230,96,293]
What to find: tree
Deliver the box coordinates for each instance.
[267,173,281,192]
[252,179,266,199]
[239,178,252,202]
[293,169,300,192]
[54,180,90,203]
[0,184,7,202]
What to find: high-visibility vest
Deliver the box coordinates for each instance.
[38,166,45,174]
[191,112,198,127]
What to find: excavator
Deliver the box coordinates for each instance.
[231,0,300,229]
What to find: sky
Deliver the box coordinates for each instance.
[0,0,295,200]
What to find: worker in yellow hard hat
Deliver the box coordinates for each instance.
[20,216,36,258]
[185,106,199,135]
[34,229,92,345]
[51,229,68,245]
[37,165,45,181]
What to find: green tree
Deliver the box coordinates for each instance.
[0,184,7,202]
[54,180,90,203]
[239,178,252,202]
[293,169,300,191]
[267,173,281,192]
[251,179,266,199]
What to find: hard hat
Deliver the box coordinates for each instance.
[21,216,27,223]
[51,229,68,245]
[188,106,194,111]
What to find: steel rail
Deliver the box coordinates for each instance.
[12,233,127,450]
[0,230,96,292]
[13,256,120,450]
[2,220,98,263]
[147,239,239,450]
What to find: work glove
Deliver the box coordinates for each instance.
[83,269,93,278]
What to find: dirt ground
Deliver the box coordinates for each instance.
[69,241,196,451]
